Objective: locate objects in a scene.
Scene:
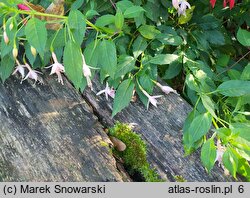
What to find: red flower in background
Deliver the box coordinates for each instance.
[210,0,235,9]
[210,0,216,8]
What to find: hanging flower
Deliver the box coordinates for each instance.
[12,60,26,80]
[23,65,43,84]
[96,82,115,100]
[45,52,65,85]
[141,89,162,110]
[82,54,93,90]
[156,82,179,95]
[172,0,191,16]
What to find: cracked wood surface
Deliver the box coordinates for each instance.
[0,74,237,181]
[83,77,237,182]
[0,75,128,182]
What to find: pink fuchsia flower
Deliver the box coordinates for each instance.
[12,60,26,80]
[156,82,179,95]
[215,140,225,168]
[172,0,179,9]
[45,52,65,85]
[82,54,92,90]
[96,82,115,100]
[178,0,191,16]
[17,4,30,11]
[172,0,191,16]
[141,89,162,110]
[23,63,43,84]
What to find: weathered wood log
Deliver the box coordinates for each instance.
[0,75,130,181]
[83,77,237,182]
[0,73,238,181]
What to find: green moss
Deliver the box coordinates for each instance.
[174,175,187,182]
[109,122,162,182]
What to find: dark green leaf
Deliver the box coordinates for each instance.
[84,40,101,68]
[222,147,238,178]
[187,112,212,144]
[149,54,179,65]
[95,15,115,27]
[138,25,160,40]
[241,63,250,80]
[68,10,86,45]
[217,80,250,97]
[201,95,217,119]
[115,55,136,78]
[63,40,83,89]
[237,28,250,46]
[156,33,182,46]
[163,60,182,79]
[201,138,217,173]
[0,55,15,82]
[115,9,124,30]
[25,18,47,57]
[112,79,135,117]
[124,6,145,18]
[132,36,147,59]
[99,40,117,79]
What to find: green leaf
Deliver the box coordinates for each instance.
[115,9,124,30]
[156,33,182,46]
[83,40,101,68]
[222,147,238,178]
[237,28,250,46]
[95,14,115,27]
[150,54,179,65]
[187,112,212,144]
[71,0,84,10]
[63,40,83,89]
[163,60,182,79]
[124,6,145,18]
[217,80,250,97]
[185,73,200,92]
[132,36,147,59]
[116,0,134,13]
[201,95,217,119]
[114,55,136,78]
[201,138,217,173]
[112,79,135,117]
[237,158,250,181]
[178,6,195,25]
[217,54,230,67]
[205,30,225,45]
[68,10,86,45]
[138,25,160,40]
[99,40,117,79]
[241,63,250,80]
[197,14,220,30]
[0,55,15,82]
[25,18,47,57]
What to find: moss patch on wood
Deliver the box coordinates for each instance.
[109,122,162,182]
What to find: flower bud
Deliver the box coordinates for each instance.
[30,46,37,57]
[12,47,18,59]
[3,31,9,44]
[9,22,14,31]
